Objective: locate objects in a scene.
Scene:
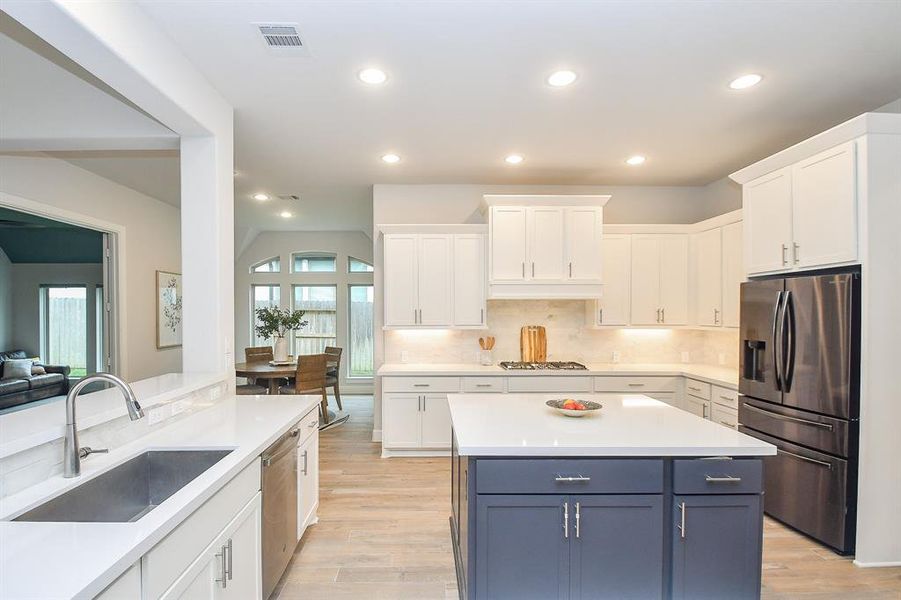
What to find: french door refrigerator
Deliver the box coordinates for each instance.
[738,270,860,554]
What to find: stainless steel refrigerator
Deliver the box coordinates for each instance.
[738,270,860,554]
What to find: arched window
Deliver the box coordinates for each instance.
[250,256,280,273]
[292,252,336,273]
[348,257,374,272]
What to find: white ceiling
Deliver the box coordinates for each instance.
[135,0,901,232]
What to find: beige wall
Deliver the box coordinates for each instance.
[235,230,374,393]
[0,155,181,381]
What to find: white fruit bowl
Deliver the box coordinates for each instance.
[546,398,603,418]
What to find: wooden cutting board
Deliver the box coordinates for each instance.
[520,326,547,362]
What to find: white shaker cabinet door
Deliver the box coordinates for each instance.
[173,553,219,600]
[743,166,793,275]
[383,234,418,326]
[417,234,453,325]
[683,395,710,420]
[658,235,689,325]
[490,207,528,282]
[382,394,422,448]
[218,495,263,600]
[527,207,566,281]
[595,235,631,326]
[420,394,452,449]
[791,141,858,269]
[565,206,603,282]
[297,428,319,536]
[694,228,723,327]
[721,221,743,328]
[453,234,487,326]
[630,236,662,325]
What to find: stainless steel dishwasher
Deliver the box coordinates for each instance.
[261,422,300,599]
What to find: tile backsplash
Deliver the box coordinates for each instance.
[0,381,227,501]
[385,300,739,367]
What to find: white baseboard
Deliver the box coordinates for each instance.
[853,559,901,568]
[381,448,451,458]
[371,428,382,442]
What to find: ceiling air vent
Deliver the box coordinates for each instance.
[277,194,301,202]
[256,23,308,54]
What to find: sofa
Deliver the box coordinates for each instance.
[0,350,71,411]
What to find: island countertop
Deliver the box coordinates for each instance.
[448,393,776,457]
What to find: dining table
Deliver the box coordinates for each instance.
[234,358,339,395]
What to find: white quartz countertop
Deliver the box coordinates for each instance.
[448,393,775,457]
[379,362,739,389]
[0,394,321,600]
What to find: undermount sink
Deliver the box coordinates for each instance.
[13,449,233,523]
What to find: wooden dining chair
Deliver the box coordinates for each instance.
[245,346,273,363]
[279,354,330,424]
[324,346,343,411]
[236,346,274,394]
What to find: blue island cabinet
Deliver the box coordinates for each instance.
[450,448,765,600]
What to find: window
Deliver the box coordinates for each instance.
[41,286,87,378]
[251,257,280,273]
[348,257,374,273]
[293,285,336,355]
[348,285,374,377]
[251,285,281,346]
[293,253,336,273]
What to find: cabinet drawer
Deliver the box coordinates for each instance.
[462,377,505,392]
[711,403,739,430]
[298,406,320,444]
[711,385,738,410]
[142,459,261,599]
[382,376,461,393]
[593,376,681,393]
[506,376,592,393]
[475,458,663,494]
[673,458,762,495]
[684,379,711,400]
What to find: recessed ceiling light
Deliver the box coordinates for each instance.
[381,153,401,164]
[625,155,646,166]
[358,68,388,85]
[547,70,577,87]
[729,74,762,90]
[280,211,293,218]
[505,154,524,165]
[252,193,269,201]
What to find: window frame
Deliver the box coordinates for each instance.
[250,256,281,274]
[291,252,337,274]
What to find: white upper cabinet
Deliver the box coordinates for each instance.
[631,235,688,325]
[791,141,857,269]
[527,207,566,281]
[588,234,630,326]
[490,207,528,282]
[416,234,453,326]
[383,234,418,327]
[485,195,609,298]
[742,141,858,276]
[721,221,743,328]
[744,166,793,275]
[453,234,487,327]
[565,207,604,282]
[382,227,487,329]
[694,228,723,327]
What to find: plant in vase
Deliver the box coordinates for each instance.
[254,307,308,362]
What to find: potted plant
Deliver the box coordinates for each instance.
[254,307,309,362]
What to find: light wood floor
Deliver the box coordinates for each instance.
[275,396,901,600]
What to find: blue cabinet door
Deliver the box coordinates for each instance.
[475,494,570,600]
[569,495,664,599]
[672,494,763,600]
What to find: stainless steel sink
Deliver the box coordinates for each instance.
[13,449,233,523]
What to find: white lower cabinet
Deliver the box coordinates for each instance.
[95,563,141,599]
[383,393,452,451]
[682,394,711,420]
[298,413,320,538]
[711,403,739,430]
[161,493,262,600]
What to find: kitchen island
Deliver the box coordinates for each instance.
[449,393,776,600]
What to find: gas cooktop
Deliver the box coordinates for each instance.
[499,361,588,371]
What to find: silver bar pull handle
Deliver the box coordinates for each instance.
[226,538,233,581]
[555,475,591,482]
[741,402,833,430]
[531,262,535,277]
[480,308,484,324]
[569,262,573,278]
[563,501,569,539]
[627,383,645,388]
[215,544,228,588]
[661,308,665,322]
[598,308,603,324]
[521,262,525,278]
[575,502,581,539]
[793,242,800,264]
[302,449,309,475]
[778,448,833,470]
[475,384,492,388]
[781,243,788,266]
[704,475,742,483]
[678,502,686,539]
[413,383,430,387]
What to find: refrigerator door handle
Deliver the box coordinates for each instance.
[772,291,784,391]
[782,290,795,392]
